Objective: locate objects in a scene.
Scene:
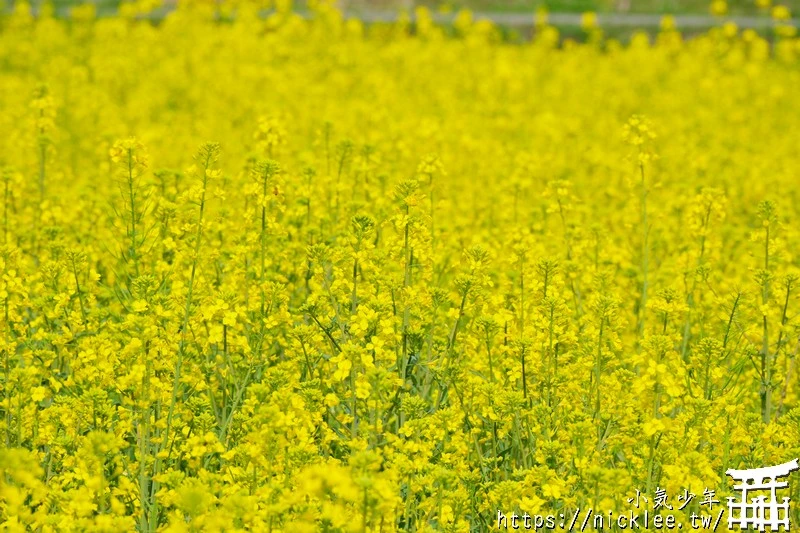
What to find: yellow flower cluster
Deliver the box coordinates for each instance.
[1,1,800,530]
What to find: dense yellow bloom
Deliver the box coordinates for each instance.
[0,1,799,531]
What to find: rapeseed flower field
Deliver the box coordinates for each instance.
[1,1,800,531]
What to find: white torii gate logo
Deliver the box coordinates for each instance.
[726,459,799,531]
